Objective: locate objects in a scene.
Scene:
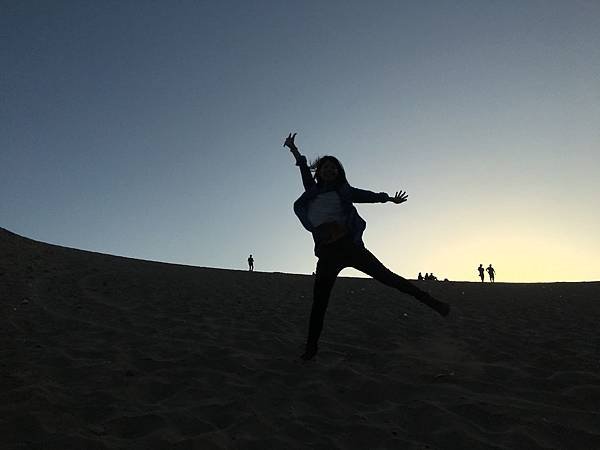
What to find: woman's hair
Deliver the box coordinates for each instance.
[311,155,348,186]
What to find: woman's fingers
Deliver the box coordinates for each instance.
[284,132,298,148]
[393,190,408,203]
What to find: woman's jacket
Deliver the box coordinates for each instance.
[292,154,389,255]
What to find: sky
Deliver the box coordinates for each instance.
[2,0,599,282]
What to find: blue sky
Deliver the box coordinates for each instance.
[2,1,599,281]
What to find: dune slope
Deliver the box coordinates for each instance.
[1,227,599,449]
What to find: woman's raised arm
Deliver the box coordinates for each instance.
[284,132,315,191]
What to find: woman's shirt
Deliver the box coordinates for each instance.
[307,191,347,228]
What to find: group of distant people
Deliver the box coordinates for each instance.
[416,265,497,282]
[417,272,439,281]
[477,263,496,282]
[248,256,497,284]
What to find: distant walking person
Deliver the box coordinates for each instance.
[486,264,495,282]
[477,264,485,282]
[284,132,450,361]
[248,254,254,272]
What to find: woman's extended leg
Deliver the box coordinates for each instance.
[350,246,449,316]
[302,256,344,360]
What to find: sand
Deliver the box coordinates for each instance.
[1,227,599,449]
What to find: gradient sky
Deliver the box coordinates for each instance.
[2,1,599,282]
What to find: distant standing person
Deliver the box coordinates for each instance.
[487,264,495,282]
[248,254,254,272]
[284,132,450,361]
[477,264,485,282]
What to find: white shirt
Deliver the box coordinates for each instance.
[307,191,346,228]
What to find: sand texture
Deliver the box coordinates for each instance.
[1,227,599,449]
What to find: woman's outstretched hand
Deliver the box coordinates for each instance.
[390,190,409,204]
[283,132,298,151]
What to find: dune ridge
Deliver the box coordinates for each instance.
[1,227,599,449]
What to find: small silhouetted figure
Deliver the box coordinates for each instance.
[478,264,485,282]
[424,272,430,280]
[418,272,423,281]
[284,132,450,361]
[248,254,254,271]
[487,264,495,282]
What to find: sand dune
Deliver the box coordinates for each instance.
[1,227,599,449]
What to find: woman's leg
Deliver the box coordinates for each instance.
[349,246,449,316]
[302,256,344,360]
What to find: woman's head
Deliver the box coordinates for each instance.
[313,155,347,185]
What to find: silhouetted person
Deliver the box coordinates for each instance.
[418,272,423,281]
[284,132,450,361]
[248,254,254,272]
[478,264,485,282]
[487,264,495,282]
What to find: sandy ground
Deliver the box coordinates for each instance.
[1,227,599,449]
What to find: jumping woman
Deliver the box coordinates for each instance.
[284,133,450,360]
